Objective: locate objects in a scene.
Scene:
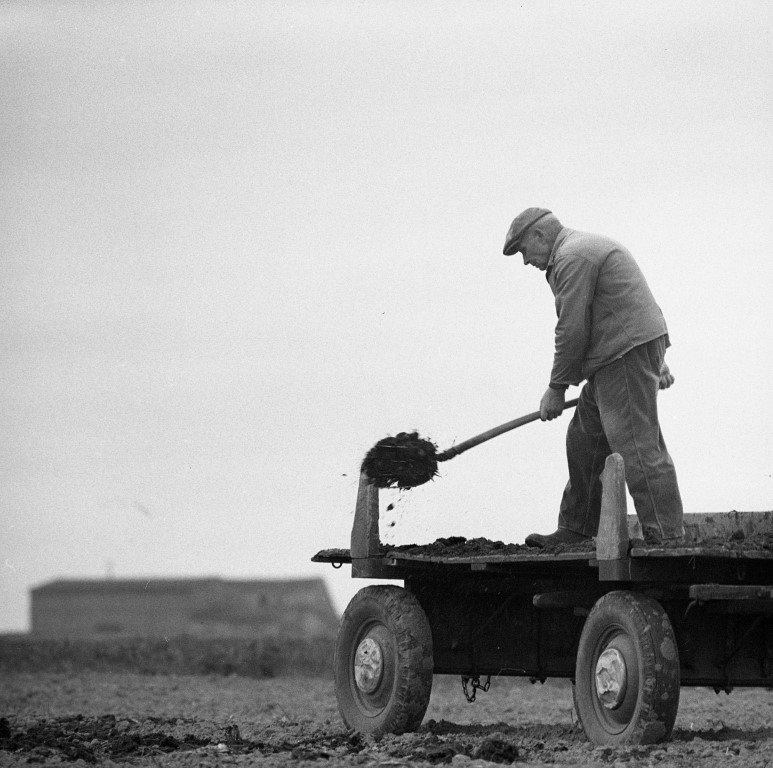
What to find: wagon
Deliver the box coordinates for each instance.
[313,454,772,745]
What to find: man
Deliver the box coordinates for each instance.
[503,208,683,546]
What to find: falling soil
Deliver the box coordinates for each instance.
[361,431,439,489]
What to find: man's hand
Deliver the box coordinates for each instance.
[659,362,675,390]
[540,387,565,421]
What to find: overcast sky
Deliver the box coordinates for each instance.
[1,0,771,631]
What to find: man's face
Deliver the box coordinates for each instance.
[518,228,552,271]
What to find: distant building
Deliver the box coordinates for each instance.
[30,577,339,639]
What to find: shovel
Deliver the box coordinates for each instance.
[437,398,579,461]
[362,398,579,489]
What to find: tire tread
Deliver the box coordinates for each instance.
[574,590,680,745]
[335,585,433,736]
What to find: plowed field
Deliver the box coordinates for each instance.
[1,672,771,766]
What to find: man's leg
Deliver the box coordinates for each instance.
[594,337,684,542]
[526,382,611,546]
[556,380,611,537]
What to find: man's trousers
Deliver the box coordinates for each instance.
[557,335,684,543]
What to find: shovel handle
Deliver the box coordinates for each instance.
[436,398,579,462]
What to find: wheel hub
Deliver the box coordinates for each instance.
[354,637,384,693]
[595,647,627,709]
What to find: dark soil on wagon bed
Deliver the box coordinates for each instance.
[380,530,773,558]
[383,535,595,557]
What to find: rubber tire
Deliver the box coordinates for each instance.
[574,590,680,745]
[334,585,433,737]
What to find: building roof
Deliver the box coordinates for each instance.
[31,576,329,597]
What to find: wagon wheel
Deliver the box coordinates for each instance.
[574,590,680,745]
[334,585,433,737]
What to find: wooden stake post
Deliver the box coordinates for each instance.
[350,472,395,578]
[596,453,629,561]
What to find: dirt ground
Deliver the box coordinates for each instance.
[1,672,771,767]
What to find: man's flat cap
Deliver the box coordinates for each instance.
[502,207,552,255]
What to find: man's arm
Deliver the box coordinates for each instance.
[549,255,598,386]
[540,256,598,420]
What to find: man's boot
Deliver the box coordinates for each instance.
[525,528,592,548]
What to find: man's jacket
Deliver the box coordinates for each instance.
[546,228,668,387]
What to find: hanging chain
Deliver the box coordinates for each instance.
[461,675,491,703]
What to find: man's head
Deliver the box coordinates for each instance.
[503,208,563,271]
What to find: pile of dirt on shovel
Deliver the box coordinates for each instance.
[361,431,439,489]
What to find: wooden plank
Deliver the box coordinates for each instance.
[311,548,351,563]
[627,510,772,542]
[689,584,773,600]
[630,547,773,560]
[681,510,772,543]
[597,453,628,560]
